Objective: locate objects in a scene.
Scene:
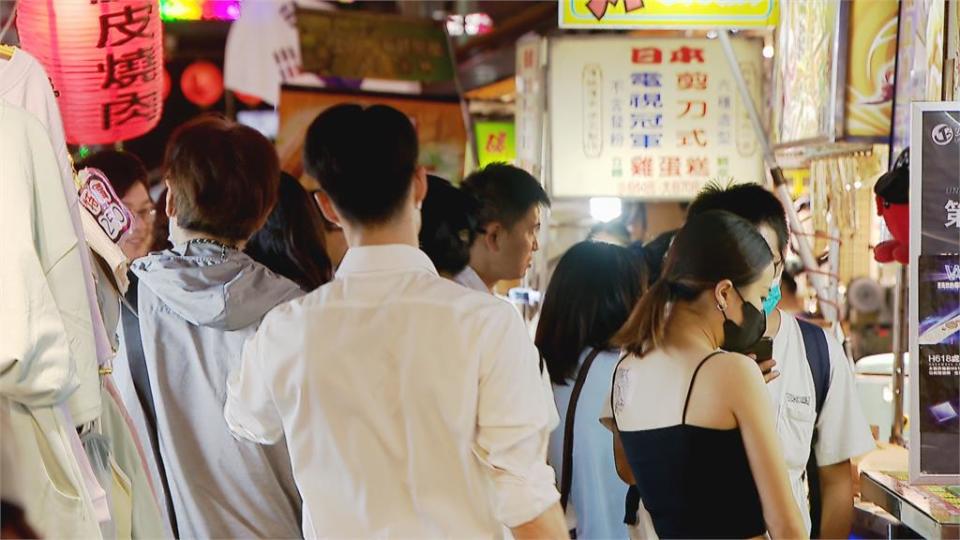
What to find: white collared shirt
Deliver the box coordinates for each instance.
[769,311,876,532]
[454,264,490,293]
[225,245,560,538]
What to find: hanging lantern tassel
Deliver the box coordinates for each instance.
[181,61,224,108]
[17,0,165,145]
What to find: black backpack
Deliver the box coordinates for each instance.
[797,319,831,538]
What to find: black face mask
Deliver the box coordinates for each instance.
[720,286,767,353]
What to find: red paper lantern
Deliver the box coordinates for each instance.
[180,61,224,108]
[234,91,262,108]
[17,0,164,145]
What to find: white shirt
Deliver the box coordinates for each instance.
[769,311,876,532]
[454,264,490,293]
[225,245,560,538]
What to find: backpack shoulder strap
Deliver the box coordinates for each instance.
[797,318,831,417]
[796,317,832,539]
[559,347,603,510]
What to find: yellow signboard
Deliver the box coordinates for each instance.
[559,0,779,29]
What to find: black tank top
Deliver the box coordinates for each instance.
[614,352,766,539]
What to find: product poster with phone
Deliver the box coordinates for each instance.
[910,102,960,484]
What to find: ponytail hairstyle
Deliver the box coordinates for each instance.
[614,210,774,356]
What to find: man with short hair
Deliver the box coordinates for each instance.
[130,116,303,538]
[688,183,875,538]
[458,162,551,292]
[225,104,567,538]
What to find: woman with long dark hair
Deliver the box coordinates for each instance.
[246,172,333,291]
[606,210,806,539]
[536,241,647,539]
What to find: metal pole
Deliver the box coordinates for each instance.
[718,30,837,322]
[890,265,908,445]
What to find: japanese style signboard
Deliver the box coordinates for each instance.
[17,0,164,145]
[559,0,778,29]
[910,102,960,485]
[548,37,763,199]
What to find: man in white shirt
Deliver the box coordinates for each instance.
[224,104,567,539]
[457,163,551,293]
[688,184,876,538]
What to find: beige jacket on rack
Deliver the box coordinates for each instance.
[0,100,104,539]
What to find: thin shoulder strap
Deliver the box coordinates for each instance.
[681,351,725,425]
[559,347,603,510]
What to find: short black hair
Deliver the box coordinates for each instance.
[461,162,550,229]
[76,149,148,199]
[303,104,418,225]
[419,175,479,276]
[687,182,788,253]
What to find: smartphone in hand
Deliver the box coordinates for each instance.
[744,337,773,363]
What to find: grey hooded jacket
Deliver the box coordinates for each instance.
[131,240,303,539]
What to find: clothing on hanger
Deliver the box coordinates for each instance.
[0,100,105,539]
[0,46,119,425]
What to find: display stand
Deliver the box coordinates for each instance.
[860,470,960,538]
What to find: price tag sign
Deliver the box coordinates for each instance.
[78,167,133,242]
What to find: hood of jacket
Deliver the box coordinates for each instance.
[131,240,301,331]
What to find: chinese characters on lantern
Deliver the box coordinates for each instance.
[16,0,165,144]
[96,3,161,131]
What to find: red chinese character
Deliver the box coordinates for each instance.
[660,156,681,177]
[523,49,535,69]
[631,47,662,64]
[670,46,705,64]
[631,157,654,177]
[587,0,645,20]
[98,47,158,89]
[102,91,159,130]
[687,158,709,177]
[485,133,506,153]
[97,4,154,48]
[677,72,709,90]
[678,129,708,147]
[679,100,708,118]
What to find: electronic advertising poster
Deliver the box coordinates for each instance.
[910,102,960,484]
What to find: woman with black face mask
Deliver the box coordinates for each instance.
[601,210,807,540]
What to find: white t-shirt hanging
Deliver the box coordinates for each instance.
[769,311,876,532]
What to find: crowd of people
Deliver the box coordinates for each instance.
[75,103,874,539]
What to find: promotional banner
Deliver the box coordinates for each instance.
[845,0,898,137]
[772,0,842,145]
[548,37,763,199]
[910,102,960,484]
[558,0,779,29]
[474,120,516,167]
[892,0,951,158]
[276,87,466,188]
